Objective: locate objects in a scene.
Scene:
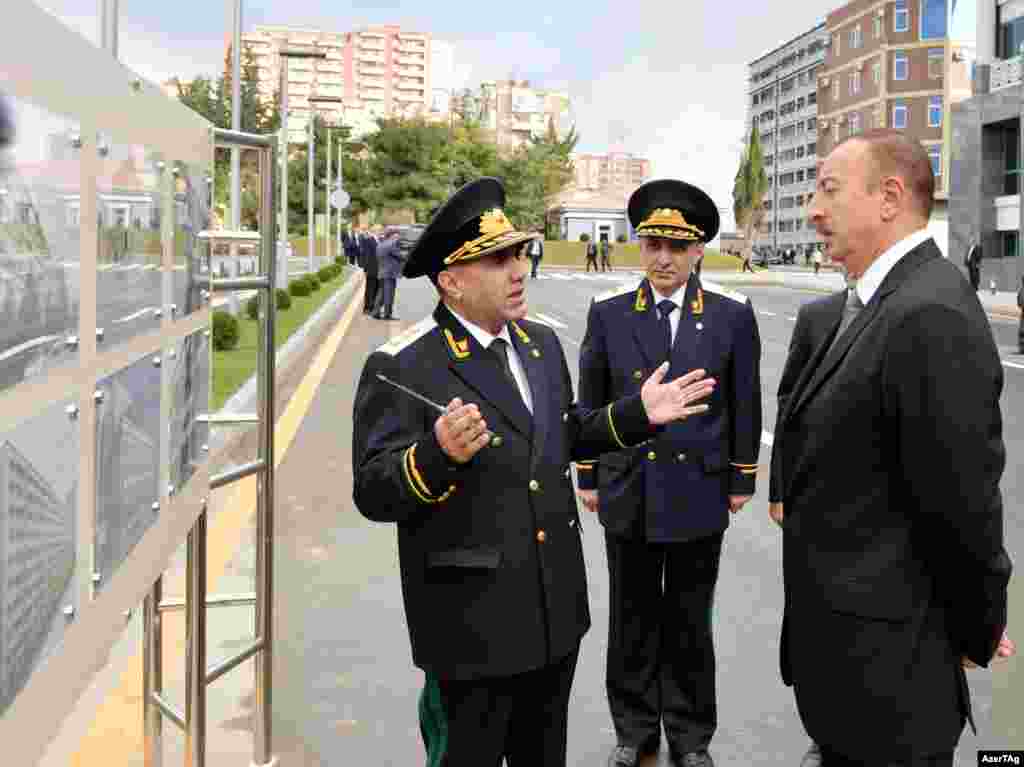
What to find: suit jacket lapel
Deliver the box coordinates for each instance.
[630,280,667,369]
[509,321,549,463]
[786,241,940,421]
[433,304,533,439]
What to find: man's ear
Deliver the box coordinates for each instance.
[879,175,908,221]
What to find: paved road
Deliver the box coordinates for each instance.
[257,269,1022,766]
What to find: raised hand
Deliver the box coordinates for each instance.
[640,363,716,425]
[434,397,490,464]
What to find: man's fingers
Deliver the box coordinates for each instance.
[646,361,670,386]
[445,397,463,413]
[674,368,708,387]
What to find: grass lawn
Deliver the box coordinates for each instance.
[211,267,352,411]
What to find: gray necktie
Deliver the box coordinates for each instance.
[827,289,864,355]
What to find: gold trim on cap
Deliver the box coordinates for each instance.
[444,207,533,266]
[637,208,705,241]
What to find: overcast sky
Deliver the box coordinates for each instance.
[32,0,973,228]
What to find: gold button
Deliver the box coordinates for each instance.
[633,370,643,380]
[529,479,540,492]
[536,529,547,543]
[490,435,503,448]
[563,412,569,422]
[647,451,657,461]
[677,452,687,462]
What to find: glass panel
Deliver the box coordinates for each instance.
[94,355,161,591]
[920,0,947,40]
[168,329,210,496]
[0,398,79,715]
[0,97,81,396]
[96,135,165,351]
[172,161,212,319]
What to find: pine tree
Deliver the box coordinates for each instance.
[732,123,769,264]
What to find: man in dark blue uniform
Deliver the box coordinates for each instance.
[351,177,718,767]
[576,179,763,767]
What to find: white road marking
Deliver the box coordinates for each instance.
[759,311,777,317]
[0,335,59,362]
[114,307,156,323]
[787,316,797,321]
[1003,360,1024,370]
[535,312,568,329]
[761,430,774,447]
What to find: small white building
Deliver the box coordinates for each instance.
[547,185,635,243]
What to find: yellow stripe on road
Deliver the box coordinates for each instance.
[71,275,365,766]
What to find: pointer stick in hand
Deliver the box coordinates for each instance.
[376,373,499,446]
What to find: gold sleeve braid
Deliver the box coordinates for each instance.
[403,443,457,504]
[606,405,627,449]
[731,461,760,476]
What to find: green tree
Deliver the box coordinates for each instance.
[499,119,577,232]
[732,123,769,263]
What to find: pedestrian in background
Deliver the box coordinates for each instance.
[374,227,402,320]
[585,236,599,272]
[528,233,544,278]
[812,246,822,275]
[600,237,613,271]
[359,227,379,316]
[775,128,1015,767]
[1017,275,1024,353]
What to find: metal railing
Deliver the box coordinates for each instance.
[142,128,278,767]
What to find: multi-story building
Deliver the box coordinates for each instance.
[747,22,829,260]
[0,441,74,713]
[571,151,651,191]
[241,24,448,143]
[819,0,973,257]
[475,79,573,150]
[950,0,1023,290]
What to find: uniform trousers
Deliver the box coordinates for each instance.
[606,532,724,754]
[363,271,378,314]
[421,646,580,767]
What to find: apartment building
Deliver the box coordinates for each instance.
[476,79,573,150]
[241,25,448,143]
[818,0,973,255]
[571,151,651,191]
[747,22,828,259]
[950,0,1023,291]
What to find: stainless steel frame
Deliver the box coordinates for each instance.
[141,128,278,767]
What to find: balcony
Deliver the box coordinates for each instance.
[991,58,1023,92]
[395,93,423,103]
[396,80,423,91]
[358,53,385,64]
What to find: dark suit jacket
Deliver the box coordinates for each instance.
[775,237,1011,760]
[359,235,378,275]
[528,239,544,261]
[576,277,762,542]
[352,304,656,681]
[376,236,403,279]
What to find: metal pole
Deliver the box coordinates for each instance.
[326,125,332,261]
[253,140,278,767]
[184,508,207,767]
[279,47,289,270]
[99,0,118,59]
[336,136,343,261]
[228,0,243,312]
[142,577,163,767]
[308,110,315,272]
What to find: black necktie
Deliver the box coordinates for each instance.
[657,299,676,361]
[490,338,516,385]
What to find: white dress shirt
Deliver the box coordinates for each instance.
[853,228,932,306]
[448,308,534,413]
[652,280,690,346]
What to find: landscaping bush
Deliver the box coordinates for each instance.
[289,277,310,298]
[318,266,334,283]
[308,274,321,291]
[276,288,292,311]
[617,233,628,243]
[579,232,591,242]
[246,295,260,321]
[212,311,240,351]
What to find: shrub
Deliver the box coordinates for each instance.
[308,274,321,291]
[617,234,628,243]
[579,233,591,242]
[212,311,240,351]
[276,288,292,311]
[289,278,310,298]
[318,266,333,283]
[246,295,260,321]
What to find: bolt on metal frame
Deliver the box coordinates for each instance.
[142,127,278,767]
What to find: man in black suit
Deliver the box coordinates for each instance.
[351,177,717,767]
[773,128,1016,767]
[358,228,379,315]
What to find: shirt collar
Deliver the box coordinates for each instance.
[651,278,689,309]
[446,305,513,350]
[854,228,931,306]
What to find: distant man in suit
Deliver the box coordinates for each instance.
[600,237,613,271]
[374,227,403,320]
[576,179,762,767]
[775,128,1015,767]
[528,234,544,278]
[352,177,717,767]
[359,228,379,316]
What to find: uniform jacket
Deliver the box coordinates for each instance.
[577,276,763,542]
[774,238,1011,760]
[359,234,378,275]
[377,236,404,279]
[352,303,657,681]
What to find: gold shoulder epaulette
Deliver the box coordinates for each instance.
[377,317,437,356]
[594,282,639,304]
[700,279,748,305]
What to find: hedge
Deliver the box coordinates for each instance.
[212,311,240,351]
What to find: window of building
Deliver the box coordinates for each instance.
[893,102,908,129]
[851,24,862,49]
[850,112,861,134]
[998,11,1024,58]
[894,52,909,80]
[808,141,817,155]
[796,169,806,182]
[928,96,942,127]
[920,0,947,40]
[874,15,882,39]
[928,48,944,78]
[1002,120,1020,195]
[832,78,840,101]
[833,32,841,57]
[928,146,942,185]
[807,118,817,130]
[797,145,805,158]
[894,0,909,32]
[1001,231,1019,259]
[833,122,840,142]
[808,92,817,106]
[808,167,818,180]
[872,59,882,85]
[850,69,861,96]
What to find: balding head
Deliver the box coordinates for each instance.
[835,129,935,221]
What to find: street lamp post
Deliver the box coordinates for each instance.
[308,95,343,269]
[277,44,326,282]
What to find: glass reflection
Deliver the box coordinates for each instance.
[0,97,81,395]
[0,398,79,716]
[96,134,166,351]
[173,161,212,318]
[94,355,161,591]
[168,329,210,494]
